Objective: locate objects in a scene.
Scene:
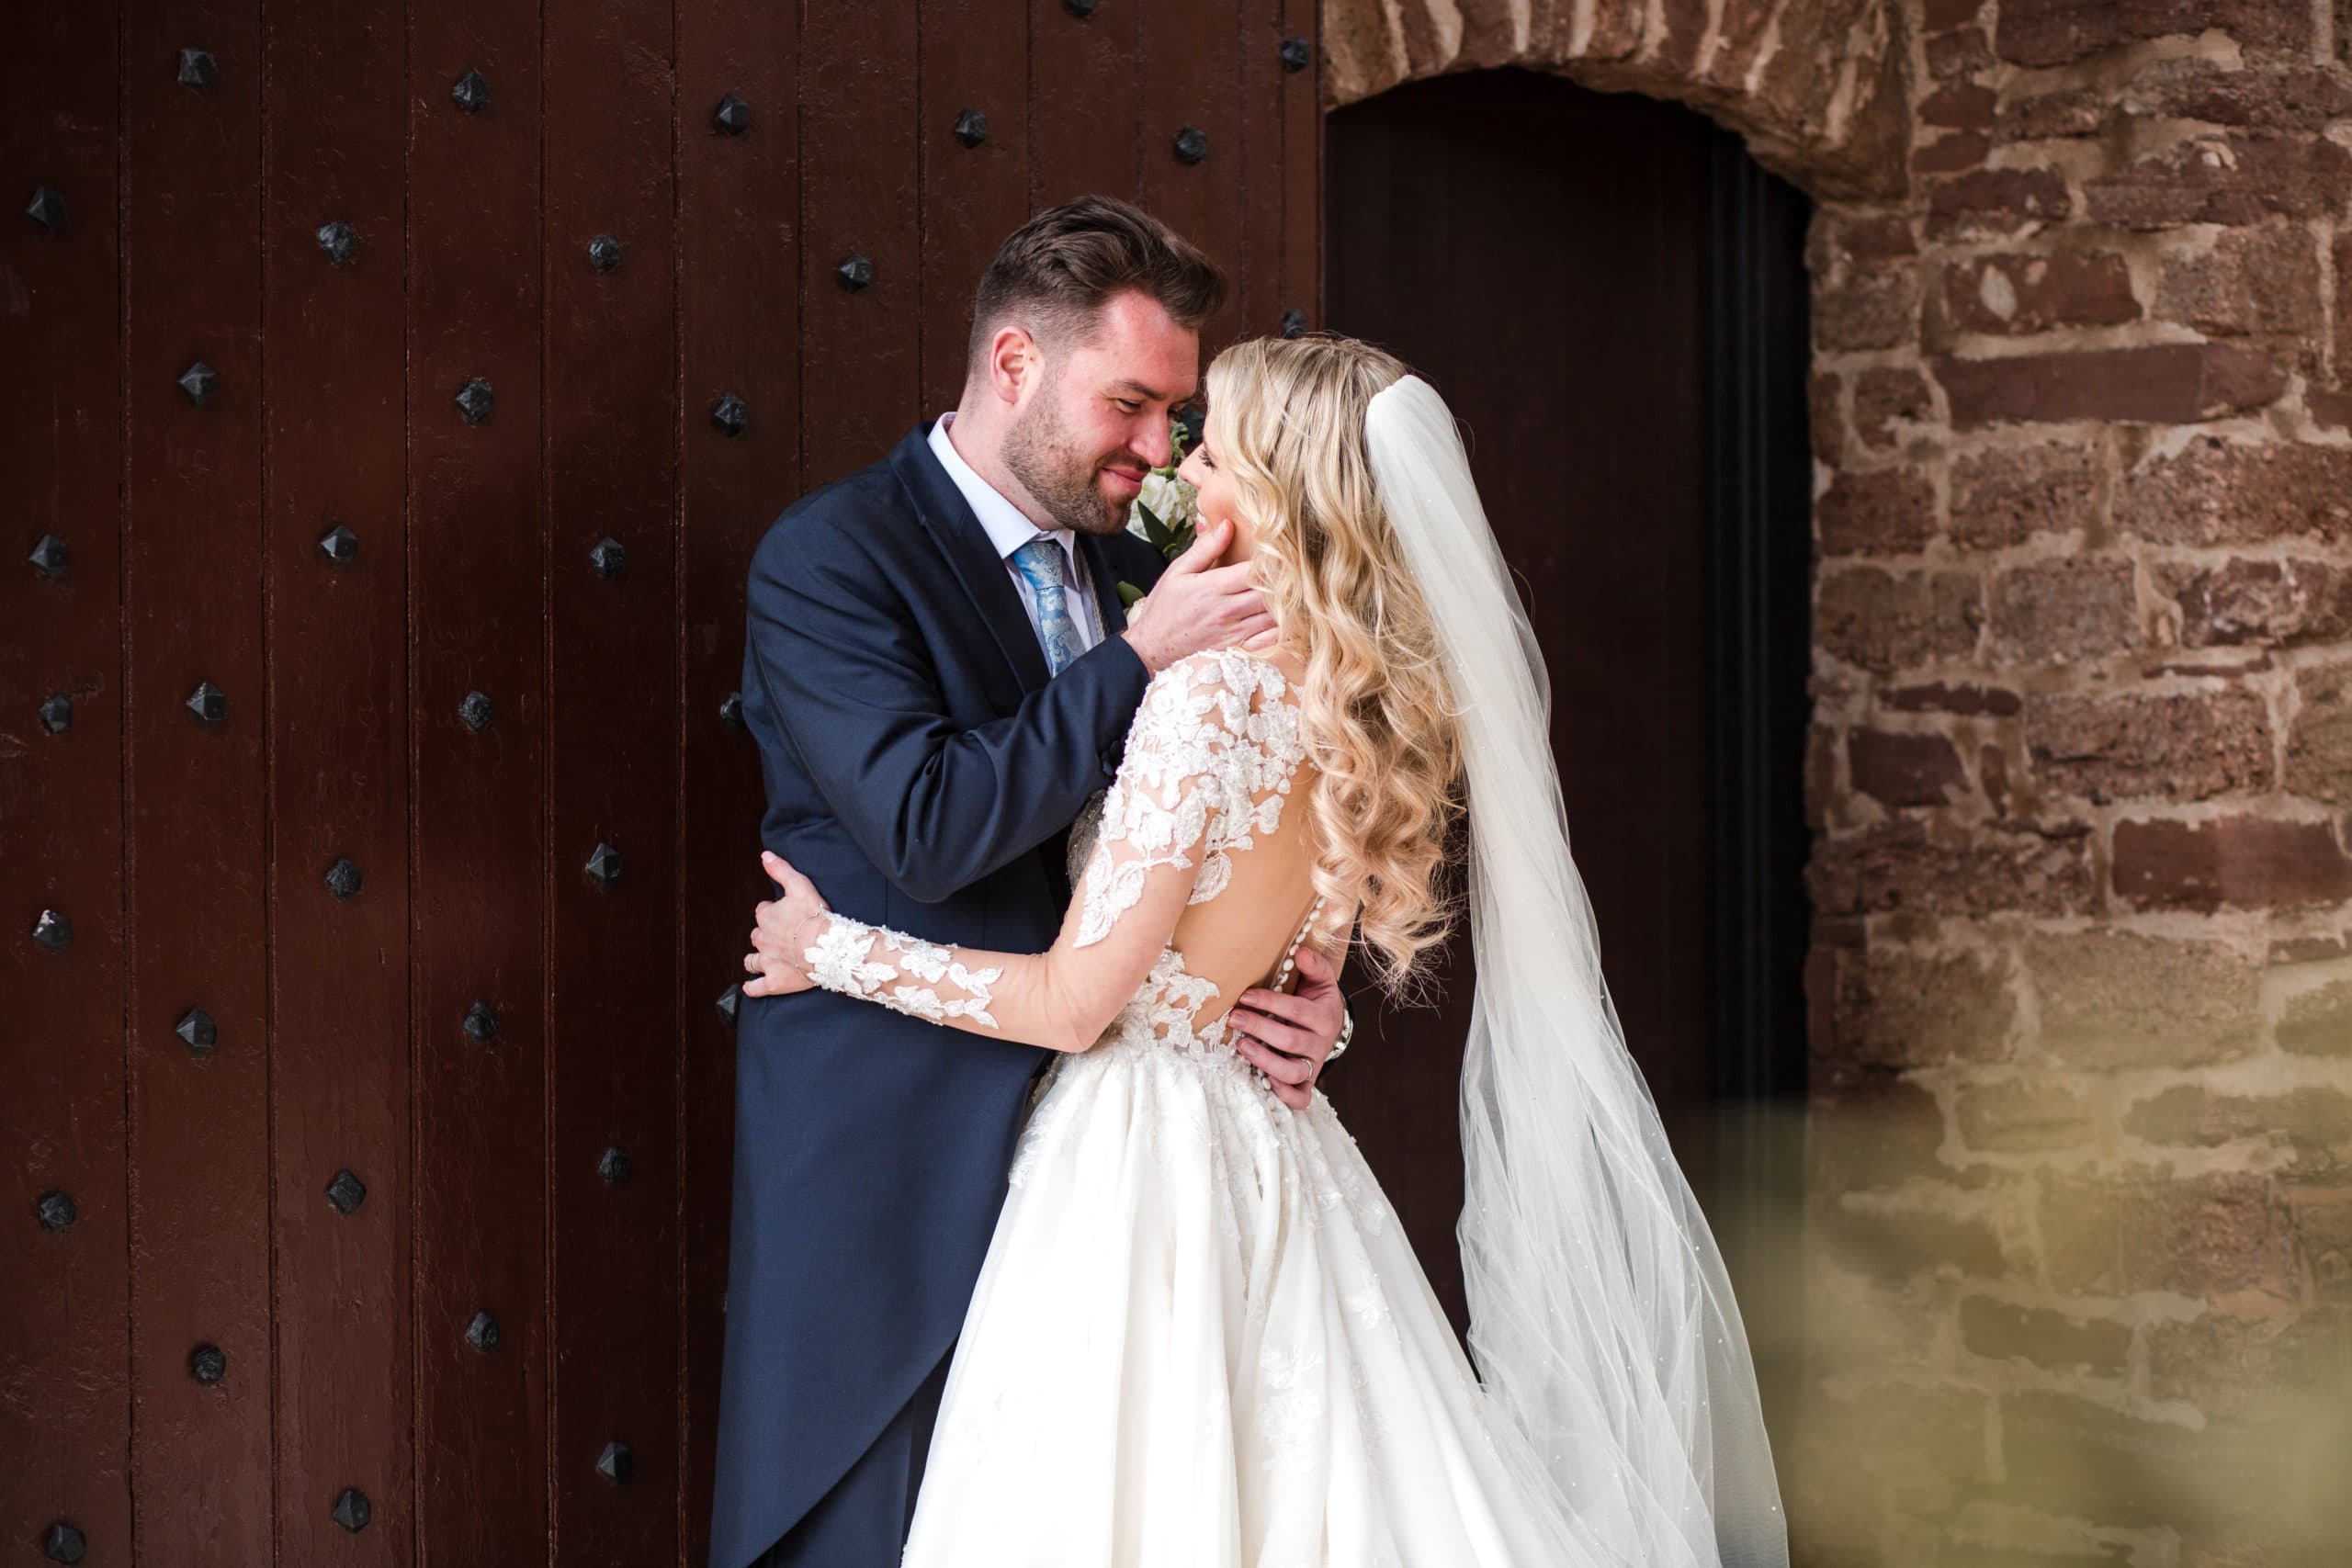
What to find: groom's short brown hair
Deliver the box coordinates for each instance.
[967,196,1228,373]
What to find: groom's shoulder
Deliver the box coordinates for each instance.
[753,450,920,563]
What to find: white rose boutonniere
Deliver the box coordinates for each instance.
[1117,414,1201,613]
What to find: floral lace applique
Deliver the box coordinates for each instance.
[1073,649,1310,949]
[802,913,1004,1029]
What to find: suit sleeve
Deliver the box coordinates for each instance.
[747,518,1152,904]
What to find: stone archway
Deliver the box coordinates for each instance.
[1317,3,2352,1563]
[1322,0,1910,201]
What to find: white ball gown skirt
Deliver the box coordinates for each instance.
[898,952,1601,1568]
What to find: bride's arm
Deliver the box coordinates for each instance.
[744,652,1257,1057]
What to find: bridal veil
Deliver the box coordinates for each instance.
[1363,374,1791,1568]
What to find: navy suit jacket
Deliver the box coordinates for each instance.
[709,420,1168,1568]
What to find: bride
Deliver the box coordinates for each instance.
[743,334,1789,1568]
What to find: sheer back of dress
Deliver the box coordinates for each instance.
[1067,647,1344,1045]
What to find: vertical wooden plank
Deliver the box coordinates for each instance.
[1282,0,1321,331]
[674,5,801,1560]
[1237,0,1291,338]
[1139,0,1245,351]
[0,6,130,1562]
[1029,0,1139,207]
[408,5,550,1562]
[262,0,413,1558]
[119,3,275,1562]
[799,1,921,482]
[918,0,1029,417]
[544,0,681,1557]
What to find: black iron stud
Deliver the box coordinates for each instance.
[598,1145,631,1185]
[332,1488,372,1533]
[717,983,742,1027]
[452,71,490,113]
[177,1006,219,1054]
[40,693,73,734]
[36,1190,76,1231]
[588,233,623,273]
[837,254,874,292]
[458,691,493,731]
[590,536,628,579]
[597,1441,634,1484]
[1064,0,1097,16]
[319,523,358,565]
[33,909,73,952]
[190,1343,227,1385]
[954,107,989,148]
[177,49,217,87]
[713,94,751,135]
[585,841,623,887]
[454,378,494,424]
[718,691,744,729]
[1281,308,1308,339]
[711,392,749,436]
[186,681,226,727]
[1280,36,1312,71]
[27,186,66,234]
[30,533,70,578]
[43,1523,85,1564]
[325,1168,367,1215]
[178,361,219,407]
[324,856,362,900]
[466,1310,500,1352]
[317,220,356,265]
[462,1000,500,1043]
[1172,127,1209,165]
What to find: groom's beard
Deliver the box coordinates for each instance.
[1001,395,1136,537]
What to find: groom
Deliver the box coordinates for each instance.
[711,197,1351,1568]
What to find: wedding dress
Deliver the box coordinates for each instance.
[796,376,1788,1568]
[808,647,1597,1565]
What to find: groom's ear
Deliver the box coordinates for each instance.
[982,323,1043,405]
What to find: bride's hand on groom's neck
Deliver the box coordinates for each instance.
[1120,518,1277,674]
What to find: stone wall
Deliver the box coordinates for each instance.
[1324,0,2352,1560]
[1800,1,2352,1560]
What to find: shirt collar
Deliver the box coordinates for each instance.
[928,412,1081,571]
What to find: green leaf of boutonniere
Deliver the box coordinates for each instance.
[1115,581,1148,610]
[1134,500,1177,553]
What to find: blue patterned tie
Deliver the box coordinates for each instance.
[1009,536,1081,677]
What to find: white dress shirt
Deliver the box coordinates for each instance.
[927,411,1106,656]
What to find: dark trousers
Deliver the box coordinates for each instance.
[747,1344,955,1568]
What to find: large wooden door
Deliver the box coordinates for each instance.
[1,6,1318,1563]
[1323,68,1815,1338]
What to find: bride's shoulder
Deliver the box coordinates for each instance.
[1151,647,1308,706]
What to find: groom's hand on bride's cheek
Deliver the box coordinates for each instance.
[1119,518,1275,673]
[1228,946,1347,1111]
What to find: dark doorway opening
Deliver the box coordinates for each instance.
[1322,65,1814,1438]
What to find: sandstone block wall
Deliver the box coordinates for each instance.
[1799,2,2352,1560]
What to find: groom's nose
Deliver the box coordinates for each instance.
[1129,416,1172,469]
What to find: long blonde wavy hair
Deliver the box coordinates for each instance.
[1202,334,1464,995]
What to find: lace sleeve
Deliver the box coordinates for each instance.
[801,917,1005,1028]
[792,649,1307,1055]
[1074,648,1306,946]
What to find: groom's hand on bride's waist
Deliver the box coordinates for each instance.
[1227,945,1347,1111]
[1121,516,1280,674]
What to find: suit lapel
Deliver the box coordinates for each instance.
[890,422,1052,693]
[1077,531,1131,637]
